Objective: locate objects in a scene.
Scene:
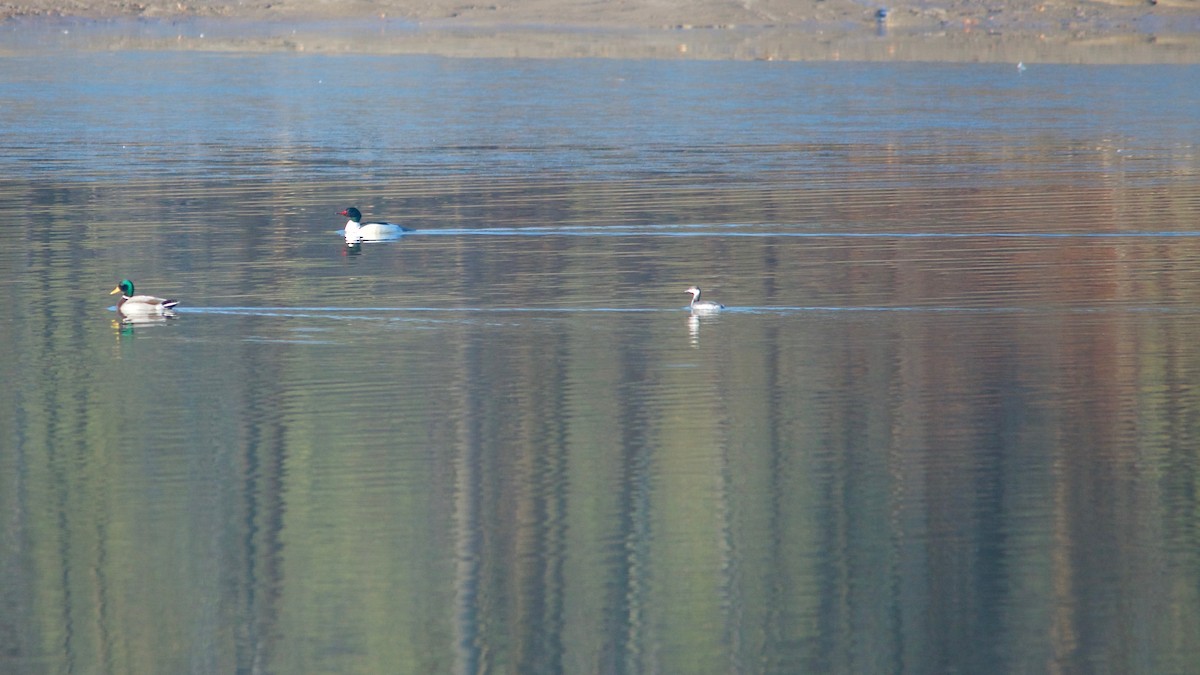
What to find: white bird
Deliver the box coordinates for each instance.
[109,279,179,316]
[339,207,412,244]
[686,286,724,313]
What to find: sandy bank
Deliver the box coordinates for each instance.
[2,0,1199,61]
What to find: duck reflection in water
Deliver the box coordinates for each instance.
[111,313,175,340]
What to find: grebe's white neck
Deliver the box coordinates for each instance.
[686,286,723,312]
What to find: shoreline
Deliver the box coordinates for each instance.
[2,0,1199,62]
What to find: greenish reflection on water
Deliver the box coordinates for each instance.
[1,54,1199,674]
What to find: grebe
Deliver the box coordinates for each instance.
[686,286,724,312]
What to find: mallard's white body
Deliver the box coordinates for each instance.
[111,280,179,316]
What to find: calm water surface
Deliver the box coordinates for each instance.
[2,51,1200,674]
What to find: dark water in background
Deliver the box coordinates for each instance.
[1,51,1199,673]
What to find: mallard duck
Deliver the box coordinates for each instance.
[339,207,412,244]
[110,279,179,314]
[686,286,724,313]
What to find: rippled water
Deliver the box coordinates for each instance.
[1,50,1199,674]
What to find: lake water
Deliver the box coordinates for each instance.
[2,45,1200,674]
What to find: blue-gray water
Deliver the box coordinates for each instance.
[2,49,1200,674]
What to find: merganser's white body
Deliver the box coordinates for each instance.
[686,286,724,313]
[339,207,412,244]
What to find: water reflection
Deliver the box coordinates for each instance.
[687,311,722,346]
[113,312,177,331]
[0,55,1199,675]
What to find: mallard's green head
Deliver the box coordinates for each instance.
[110,280,135,297]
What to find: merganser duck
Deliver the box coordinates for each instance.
[686,286,724,312]
[339,207,412,244]
[110,279,179,315]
